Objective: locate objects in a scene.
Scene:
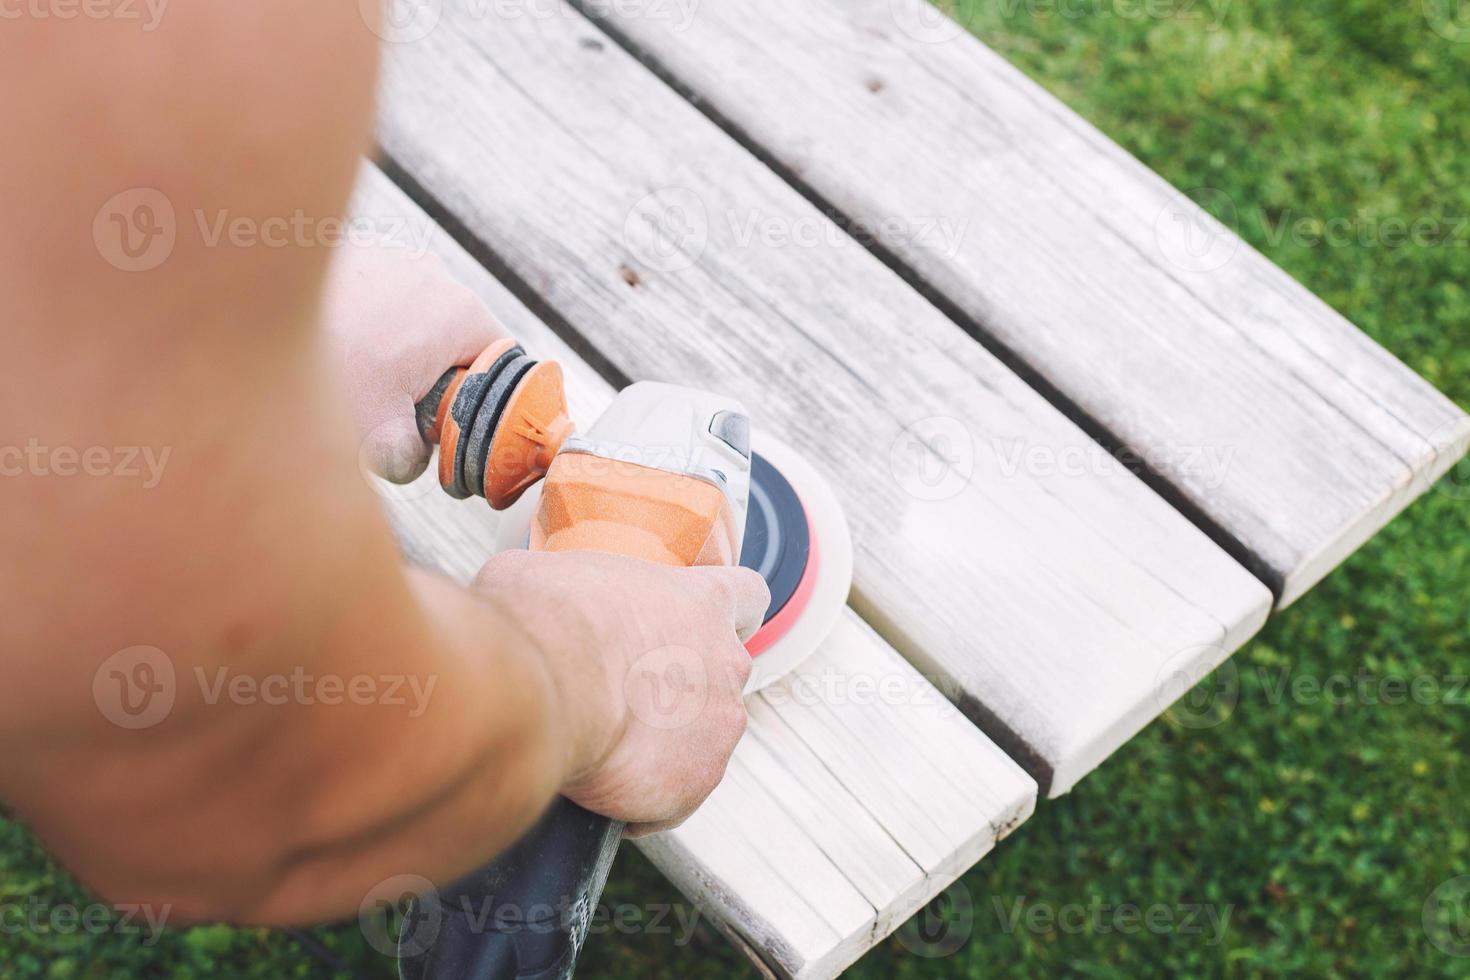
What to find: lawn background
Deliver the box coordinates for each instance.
[3,0,1466,976]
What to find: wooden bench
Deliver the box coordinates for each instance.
[358,1,1470,976]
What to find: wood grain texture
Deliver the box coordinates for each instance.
[575,0,1470,607]
[350,165,1037,979]
[375,1,1274,799]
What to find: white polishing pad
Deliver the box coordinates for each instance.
[741,432,852,693]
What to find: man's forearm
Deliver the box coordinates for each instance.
[2,567,569,924]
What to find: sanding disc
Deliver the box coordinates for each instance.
[491,433,852,695]
[740,432,852,694]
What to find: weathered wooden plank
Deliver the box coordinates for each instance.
[576,0,1470,607]
[375,1,1274,797]
[349,165,1038,979]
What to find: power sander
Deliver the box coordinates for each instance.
[392,339,852,980]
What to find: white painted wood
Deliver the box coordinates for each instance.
[578,0,1470,607]
[375,1,1274,800]
[349,166,1038,979]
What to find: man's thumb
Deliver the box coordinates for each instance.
[361,412,432,485]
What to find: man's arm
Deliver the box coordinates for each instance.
[0,2,573,922]
[0,2,763,924]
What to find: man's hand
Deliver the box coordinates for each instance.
[321,241,507,484]
[475,550,770,836]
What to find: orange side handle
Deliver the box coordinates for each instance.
[531,454,740,568]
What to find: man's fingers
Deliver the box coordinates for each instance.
[434,282,509,374]
[693,565,771,642]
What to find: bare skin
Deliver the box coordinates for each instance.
[0,1,768,926]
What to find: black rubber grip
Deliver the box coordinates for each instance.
[398,800,624,980]
[415,368,461,442]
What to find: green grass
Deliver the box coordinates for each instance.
[4,0,1467,976]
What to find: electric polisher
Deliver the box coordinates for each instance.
[394,340,852,980]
